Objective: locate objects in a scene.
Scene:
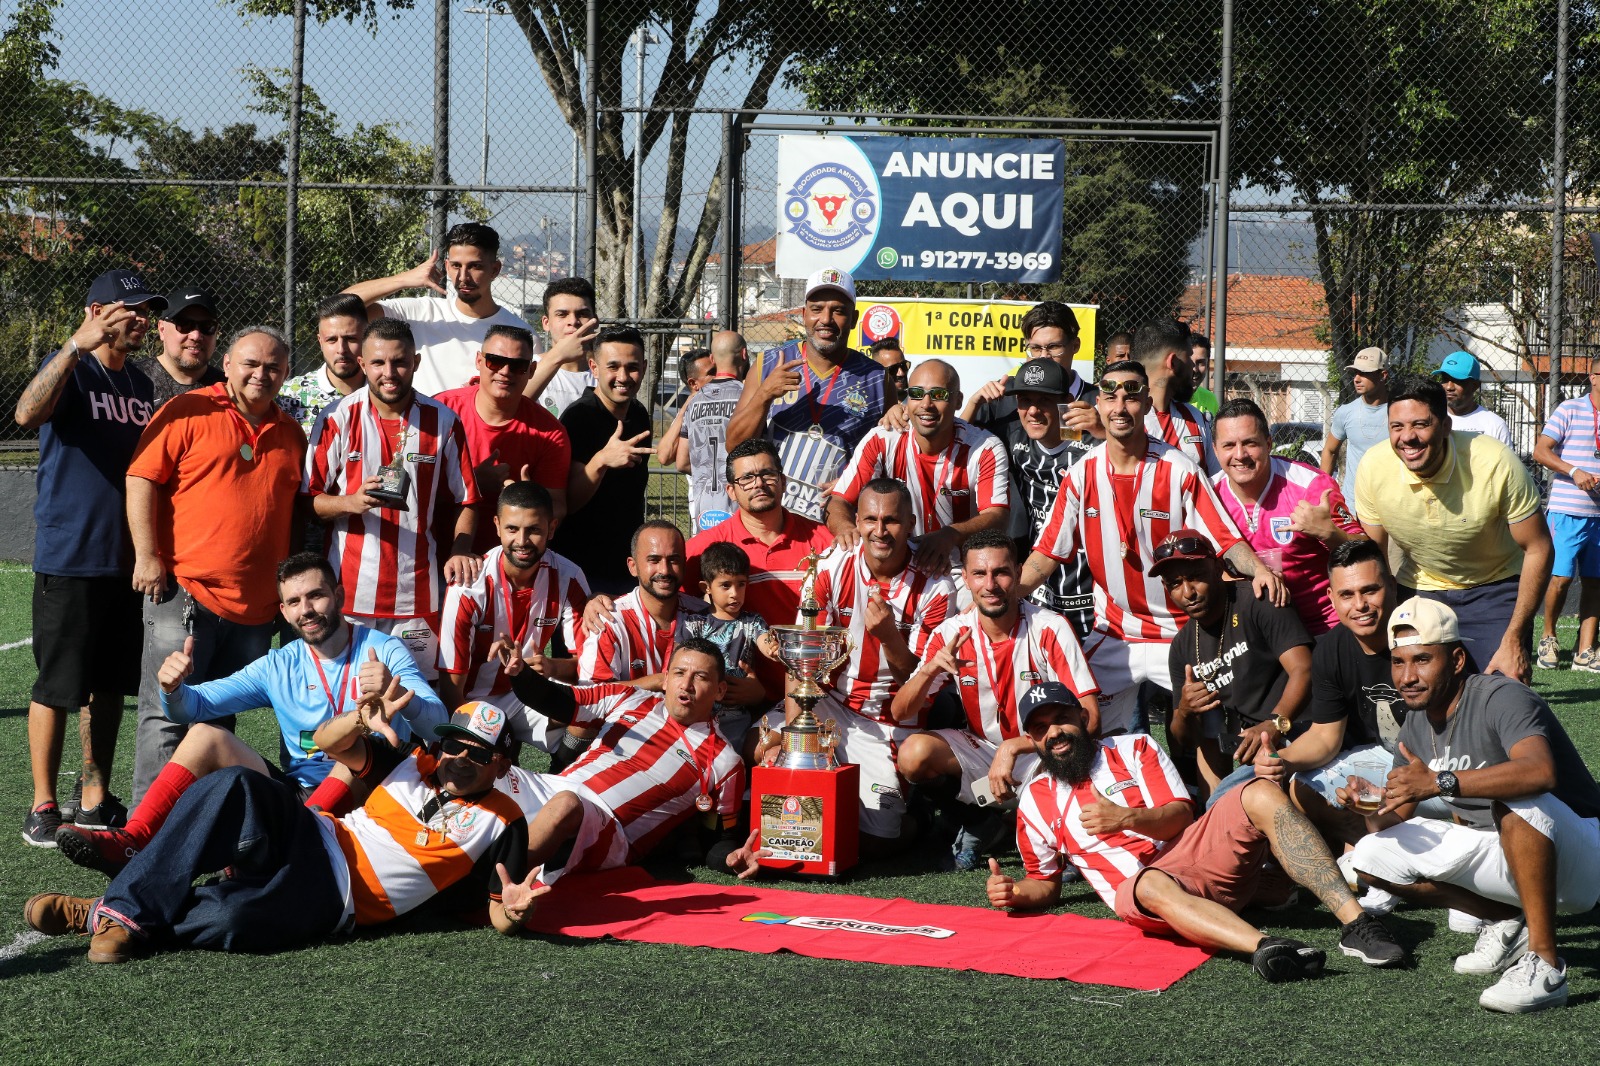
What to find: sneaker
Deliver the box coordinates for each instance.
[1479,952,1568,1013]
[1573,648,1600,673]
[87,916,144,965]
[57,773,83,823]
[74,794,128,831]
[55,825,140,876]
[1536,634,1560,670]
[22,802,61,848]
[1251,936,1326,982]
[23,892,96,937]
[1449,909,1487,935]
[1339,912,1411,967]
[1455,916,1529,975]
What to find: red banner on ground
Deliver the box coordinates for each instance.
[526,868,1211,990]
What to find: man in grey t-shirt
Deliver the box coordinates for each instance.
[676,332,746,533]
[1347,598,1600,1014]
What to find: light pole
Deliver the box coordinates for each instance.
[630,24,658,318]
[464,4,506,193]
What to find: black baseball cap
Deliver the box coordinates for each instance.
[85,269,167,312]
[164,289,219,318]
[1004,358,1072,397]
[1018,681,1082,727]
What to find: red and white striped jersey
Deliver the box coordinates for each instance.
[577,590,708,683]
[921,601,1099,743]
[325,748,526,926]
[832,421,1010,536]
[1016,734,1193,907]
[806,544,954,723]
[1146,400,1217,476]
[1032,440,1242,642]
[303,388,480,617]
[561,684,744,858]
[437,546,591,699]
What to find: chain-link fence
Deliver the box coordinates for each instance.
[3,0,1594,480]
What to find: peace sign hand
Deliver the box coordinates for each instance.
[495,862,552,924]
[725,828,772,880]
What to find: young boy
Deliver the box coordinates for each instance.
[682,542,775,740]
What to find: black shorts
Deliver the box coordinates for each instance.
[31,573,143,708]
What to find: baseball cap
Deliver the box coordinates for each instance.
[1388,597,1461,649]
[1345,346,1387,374]
[804,267,856,304]
[1004,358,1070,397]
[1432,350,1480,383]
[1018,681,1082,727]
[1148,528,1218,578]
[85,269,167,312]
[434,700,513,750]
[164,289,219,319]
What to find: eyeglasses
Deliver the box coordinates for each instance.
[439,737,496,765]
[1152,535,1212,564]
[904,386,951,402]
[1097,378,1149,397]
[731,469,782,488]
[167,316,217,336]
[484,353,533,373]
[1024,342,1070,356]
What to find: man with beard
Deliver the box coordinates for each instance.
[1134,318,1217,475]
[1354,377,1550,683]
[305,319,482,681]
[439,483,589,754]
[989,684,1408,979]
[343,222,531,396]
[869,337,909,396]
[726,269,888,520]
[550,326,655,595]
[1188,333,1218,416]
[830,359,1010,571]
[1347,599,1600,1012]
[53,553,445,873]
[756,480,956,851]
[957,302,1098,440]
[1211,397,1361,637]
[579,521,708,687]
[277,293,366,434]
[133,289,223,412]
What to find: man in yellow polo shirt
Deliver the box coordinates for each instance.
[1354,377,1551,684]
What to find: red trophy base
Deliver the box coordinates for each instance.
[750,763,860,877]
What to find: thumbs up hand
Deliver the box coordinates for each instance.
[357,645,393,700]
[985,857,1018,910]
[158,635,196,694]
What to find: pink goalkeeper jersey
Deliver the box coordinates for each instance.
[1210,457,1362,635]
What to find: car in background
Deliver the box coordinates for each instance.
[1270,421,1326,467]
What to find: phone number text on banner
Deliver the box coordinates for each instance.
[775,134,1065,284]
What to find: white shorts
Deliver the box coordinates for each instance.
[929,727,1040,807]
[1350,793,1600,915]
[351,614,440,681]
[1082,632,1171,734]
[760,696,913,838]
[504,770,630,886]
[501,693,568,755]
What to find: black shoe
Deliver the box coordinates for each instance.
[1252,936,1326,982]
[74,794,128,831]
[58,773,83,823]
[1340,912,1410,967]
[22,803,62,848]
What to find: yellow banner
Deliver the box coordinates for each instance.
[849,298,1098,392]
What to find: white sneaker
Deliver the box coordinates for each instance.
[1454,916,1529,975]
[1479,952,1568,1013]
[1449,909,1487,935]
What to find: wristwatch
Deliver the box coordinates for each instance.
[1435,770,1460,798]
[1271,715,1293,735]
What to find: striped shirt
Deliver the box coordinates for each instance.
[438,546,591,699]
[1033,441,1243,642]
[1016,734,1192,906]
[303,387,480,618]
[1146,400,1217,476]
[1001,425,1095,636]
[832,421,1010,537]
[806,544,955,723]
[921,601,1099,743]
[563,684,745,857]
[578,589,708,682]
[1541,394,1600,517]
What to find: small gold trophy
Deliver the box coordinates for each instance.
[767,551,852,770]
[369,423,412,511]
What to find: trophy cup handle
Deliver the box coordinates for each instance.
[822,636,854,676]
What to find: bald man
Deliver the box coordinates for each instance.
[830,360,1010,572]
[678,332,749,532]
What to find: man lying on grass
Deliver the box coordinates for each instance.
[985,682,1409,981]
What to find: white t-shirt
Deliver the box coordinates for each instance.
[378,295,532,397]
[1450,405,1514,448]
[538,365,594,418]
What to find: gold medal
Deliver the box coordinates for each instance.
[240,443,254,461]
[415,830,429,847]
[695,793,714,812]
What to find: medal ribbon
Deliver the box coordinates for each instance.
[309,636,355,718]
[496,555,536,651]
[1104,453,1152,566]
[801,360,840,426]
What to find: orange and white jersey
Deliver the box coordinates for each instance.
[806,544,954,723]
[560,684,744,858]
[1146,400,1216,476]
[577,589,707,682]
[303,387,480,617]
[325,749,527,926]
[831,421,1009,537]
[1016,734,1193,907]
[920,601,1099,743]
[438,546,590,699]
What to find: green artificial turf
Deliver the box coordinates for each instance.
[0,565,1595,1064]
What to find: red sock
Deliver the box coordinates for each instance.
[304,774,354,817]
[125,763,198,846]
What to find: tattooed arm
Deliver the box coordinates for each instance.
[1018,549,1059,597]
[15,303,138,429]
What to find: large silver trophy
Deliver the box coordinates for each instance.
[368,423,412,512]
[768,551,852,770]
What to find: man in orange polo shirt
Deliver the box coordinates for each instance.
[125,325,306,803]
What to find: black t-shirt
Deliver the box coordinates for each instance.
[1000,420,1095,637]
[1307,625,1404,751]
[132,357,224,412]
[551,388,651,586]
[1168,585,1312,728]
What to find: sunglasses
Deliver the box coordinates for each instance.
[167,316,218,336]
[1152,535,1212,564]
[904,386,951,401]
[484,353,533,373]
[439,737,496,765]
[1097,378,1149,397]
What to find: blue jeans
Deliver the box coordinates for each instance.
[97,767,344,953]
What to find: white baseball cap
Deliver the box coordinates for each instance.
[1388,597,1461,649]
[804,268,856,304]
